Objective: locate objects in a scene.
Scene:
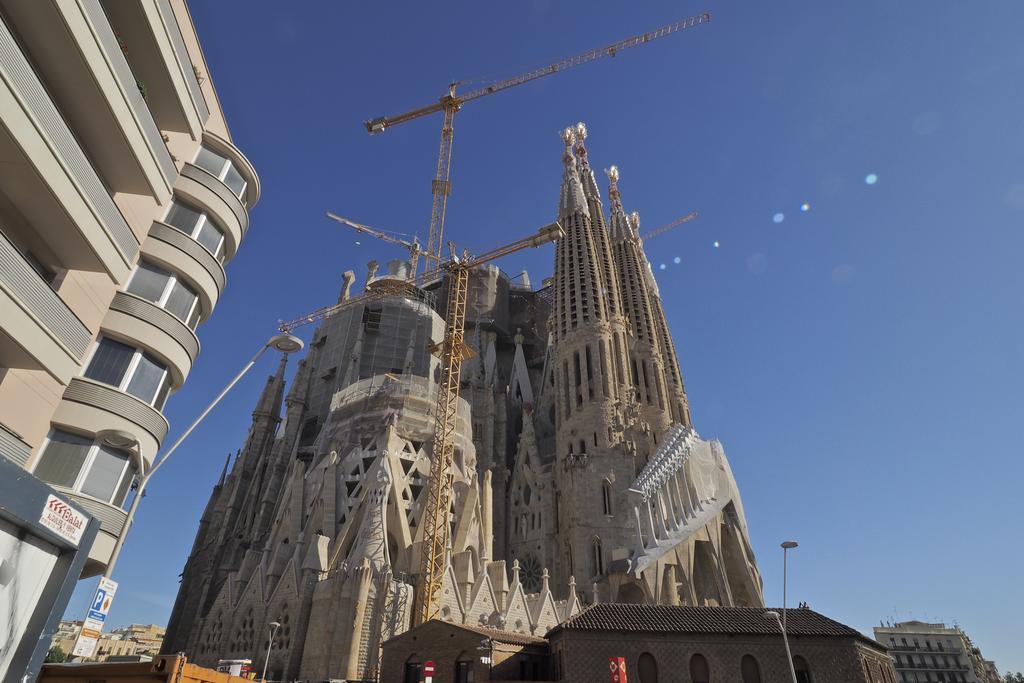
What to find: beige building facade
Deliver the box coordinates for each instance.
[874,621,1001,683]
[0,0,258,576]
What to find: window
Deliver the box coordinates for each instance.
[592,537,604,576]
[793,655,813,683]
[193,145,247,200]
[403,660,422,683]
[741,655,762,683]
[602,480,614,516]
[164,198,226,260]
[126,260,201,328]
[33,430,135,506]
[688,654,710,683]
[455,659,474,683]
[637,652,658,683]
[84,337,171,409]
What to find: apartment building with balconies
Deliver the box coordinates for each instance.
[0,0,258,577]
[874,621,1001,683]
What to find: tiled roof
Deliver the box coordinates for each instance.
[450,622,547,646]
[549,605,882,648]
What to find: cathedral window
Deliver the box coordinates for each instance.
[592,537,604,576]
[602,481,614,517]
[585,345,595,399]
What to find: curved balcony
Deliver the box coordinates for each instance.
[0,14,136,281]
[202,131,260,208]
[1,227,91,381]
[52,486,128,537]
[53,377,167,467]
[174,163,246,261]
[142,221,224,315]
[103,291,199,386]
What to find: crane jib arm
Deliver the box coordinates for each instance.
[363,12,710,133]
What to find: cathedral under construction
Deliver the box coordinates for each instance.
[163,125,764,681]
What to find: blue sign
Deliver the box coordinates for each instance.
[91,589,107,611]
[88,609,107,623]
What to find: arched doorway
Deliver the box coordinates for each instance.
[689,653,710,683]
[637,652,658,683]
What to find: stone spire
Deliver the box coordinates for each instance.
[550,126,637,593]
[558,127,589,220]
[607,168,691,428]
[252,353,288,420]
[572,122,602,202]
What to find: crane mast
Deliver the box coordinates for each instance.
[364,12,711,270]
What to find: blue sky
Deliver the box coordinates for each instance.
[64,0,1024,672]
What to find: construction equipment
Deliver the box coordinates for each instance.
[278,222,561,626]
[364,12,711,273]
[640,211,700,241]
[326,212,439,275]
[38,655,252,683]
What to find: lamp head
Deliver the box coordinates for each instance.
[267,334,303,353]
[269,621,281,629]
[781,540,799,550]
[96,429,138,450]
[763,611,781,620]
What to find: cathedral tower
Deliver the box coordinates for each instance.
[607,166,690,431]
[550,124,643,596]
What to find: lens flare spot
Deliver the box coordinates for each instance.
[713,241,720,248]
[865,173,878,185]
[673,256,681,264]
[800,203,811,212]
[355,241,361,246]
[773,213,785,224]
[658,263,667,270]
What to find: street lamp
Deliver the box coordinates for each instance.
[764,611,798,683]
[99,333,303,577]
[261,621,282,682]
[781,540,798,634]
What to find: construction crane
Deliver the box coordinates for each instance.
[640,211,700,241]
[326,212,439,275]
[364,12,711,273]
[276,223,562,627]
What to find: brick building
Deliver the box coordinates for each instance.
[381,620,549,683]
[547,604,897,683]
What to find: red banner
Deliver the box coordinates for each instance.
[609,656,628,683]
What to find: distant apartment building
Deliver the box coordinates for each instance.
[0,0,258,577]
[50,620,164,662]
[874,621,1001,683]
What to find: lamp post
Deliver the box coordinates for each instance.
[764,611,798,683]
[781,540,798,634]
[98,333,303,577]
[261,621,281,682]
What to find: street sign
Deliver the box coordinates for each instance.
[71,577,117,658]
[609,656,629,683]
[424,660,435,682]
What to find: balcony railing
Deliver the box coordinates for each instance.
[0,228,91,359]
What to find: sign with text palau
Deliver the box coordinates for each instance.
[71,577,118,657]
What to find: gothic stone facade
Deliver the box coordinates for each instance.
[163,125,763,681]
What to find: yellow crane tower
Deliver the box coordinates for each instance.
[364,12,711,273]
[278,222,563,625]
